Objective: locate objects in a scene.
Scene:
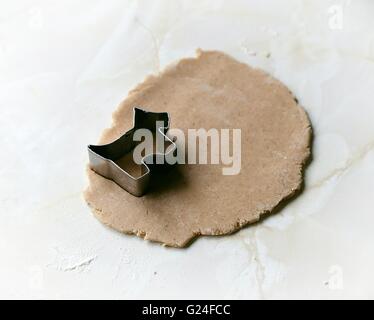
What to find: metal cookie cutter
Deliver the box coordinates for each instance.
[88,107,177,196]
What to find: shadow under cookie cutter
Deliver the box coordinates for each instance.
[88,108,177,196]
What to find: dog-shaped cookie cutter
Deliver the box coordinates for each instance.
[88,108,177,196]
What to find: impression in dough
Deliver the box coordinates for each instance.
[84,50,312,248]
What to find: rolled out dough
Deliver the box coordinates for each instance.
[84,50,312,247]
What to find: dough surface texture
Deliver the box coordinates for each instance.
[84,50,312,247]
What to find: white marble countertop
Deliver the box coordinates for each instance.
[1,0,374,299]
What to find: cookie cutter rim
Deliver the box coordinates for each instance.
[87,107,177,197]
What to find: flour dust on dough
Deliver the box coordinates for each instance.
[84,50,312,247]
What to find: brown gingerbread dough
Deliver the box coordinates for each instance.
[84,50,312,247]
